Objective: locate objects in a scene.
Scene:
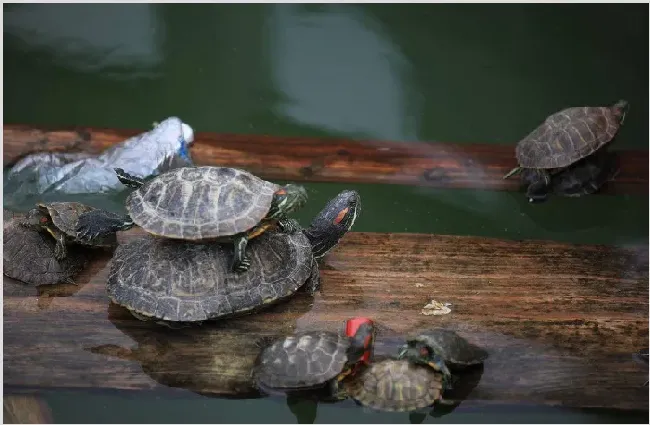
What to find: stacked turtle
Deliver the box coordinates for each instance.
[3,202,119,286]
[504,100,628,202]
[252,318,489,413]
[73,166,361,327]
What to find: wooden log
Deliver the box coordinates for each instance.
[3,124,647,195]
[3,229,648,410]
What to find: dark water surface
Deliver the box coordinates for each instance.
[3,3,648,423]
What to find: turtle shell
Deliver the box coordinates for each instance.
[343,359,444,412]
[3,218,89,285]
[253,331,352,390]
[39,202,117,247]
[410,329,488,369]
[106,229,315,323]
[124,166,279,240]
[516,105,624,169]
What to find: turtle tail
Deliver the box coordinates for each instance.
[503,167,522,180]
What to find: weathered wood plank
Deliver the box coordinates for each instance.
[3,124,647,195]
[3,230,648,410]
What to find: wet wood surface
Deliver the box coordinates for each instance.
[3,229,648,410]
[3,124,648,195]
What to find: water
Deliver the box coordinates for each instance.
[3,3,648,423]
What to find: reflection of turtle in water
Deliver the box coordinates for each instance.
[20,202,118,260]
[3,217,89,286]
[504,100,628,202]
[398,328,488,374]
[341,358,453,413]
[252,318,375,397]
[76,166,308,272]
[521,150,620,202]
[105,189,360,326]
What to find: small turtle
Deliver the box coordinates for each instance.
[3,217,89,285]
[634,348,649,386]
[76,166,308,272]
[521,150,619,202]
[504,100,628,200]
[398,328,488,373]
[20,202,118,260]
[105,189,360,326]
[342,359,451,413]
[252,318,375,396]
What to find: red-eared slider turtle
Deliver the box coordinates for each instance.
[75,166,308,272]
[252,318,375,396]
[20,202,118,260]
[520,149,619,202]
[398,328,488,373]
[503,100,628,201]
[342,359,450,412]
[3,217,89,285]
[105,190,360,326]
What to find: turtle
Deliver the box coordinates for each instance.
[19,202,118,260]
[104,189,360,326]
[252,317,376,397]
[75,166,309,272]
[520,149,620,202]
[503,100,628,200]
[398,328,488,374]
[634,348,649,387]
[3,217,89,286]
[341,359,452,413]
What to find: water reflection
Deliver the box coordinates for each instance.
[3,3,164,80]
[269,5,420,141]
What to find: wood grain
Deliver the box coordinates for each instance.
[3,124,647,195]
[3,229,648,409]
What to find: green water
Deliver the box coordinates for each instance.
[3,3,648,423]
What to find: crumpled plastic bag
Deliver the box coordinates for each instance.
[4,116,195,196]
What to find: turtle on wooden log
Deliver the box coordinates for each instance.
[3,123,647,195]
[3,229,648,410]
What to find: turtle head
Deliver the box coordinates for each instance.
[612,100,629,124]
[304,190,361,259]
[345,317,375,366]
[22,207,50,230]
[268,184,308,218]
[398,340,452,383]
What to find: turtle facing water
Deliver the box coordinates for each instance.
[504,100,628,201]
[252,318,375,396]
[76,166,308,272]
[105,190,360,326]
[20,202,118,260]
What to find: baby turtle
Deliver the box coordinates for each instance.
[252,318,375,396]
[504,100,628,200]
[105,189,360,326]
[20,202,118,260]
[521,149,619,202]
[3,217,89,285]
[398,328,488,373]
[76,166,308,272]
[342,359,450,412]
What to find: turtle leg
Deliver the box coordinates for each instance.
[304,258,321,295]
[232,234,251,273]
[277,218,302,234]
[75,210,134,242]
[525,169,551,203]
[51,229,68,261]
[329,372,350,401]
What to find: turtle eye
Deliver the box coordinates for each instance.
[333,207,349,225]
[40,217,49,223]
